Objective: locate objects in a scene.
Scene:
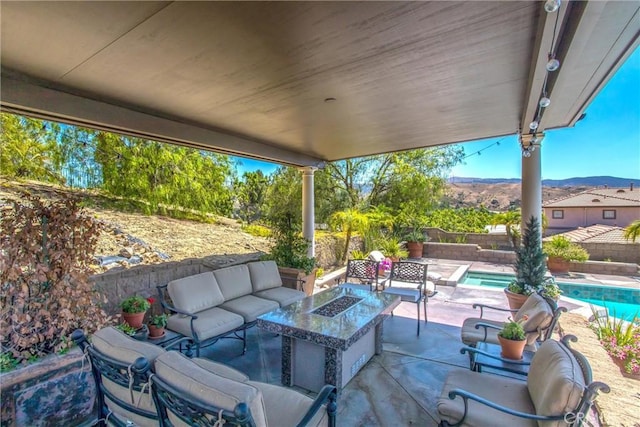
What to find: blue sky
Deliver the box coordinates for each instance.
[235,47,640,180]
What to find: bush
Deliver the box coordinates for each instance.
[242,223,272,238]
[498,317,526,341]
[262,213,315,274]
[590,306,640,375]
[0,193,112,367]
[543,235,589,262]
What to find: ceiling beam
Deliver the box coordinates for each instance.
[0,70,324,168]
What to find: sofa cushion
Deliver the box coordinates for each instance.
[254,287,306,307]
[92,326,165,363]
[220,295,279,323]
[192,358,250,382]
[437,369,536,427]
[213,264,254,301]
[528,340,586,426]
[249,381,328,427]
[103,377,157,427]
[167,307,244,341]
[154,351,268,427]
[515,293,554,345]
[248,261,283,292]
[167,272,225,313]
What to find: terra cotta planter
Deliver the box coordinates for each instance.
[122,311,145,329]
[406,242,424,259]
[504,288,528,310]
[498,335,526,360]
[148,325,165,339]
[547,256,571,274]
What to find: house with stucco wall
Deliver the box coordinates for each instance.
[543,185,640,232]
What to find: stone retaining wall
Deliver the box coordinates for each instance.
[578,242,640,264]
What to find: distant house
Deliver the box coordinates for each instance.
[543,185,640,231]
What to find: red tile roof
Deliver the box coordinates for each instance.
[543,224,633,244]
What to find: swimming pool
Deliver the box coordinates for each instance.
[460,271,640,321]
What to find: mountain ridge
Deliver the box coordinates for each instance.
[449,176,640,187]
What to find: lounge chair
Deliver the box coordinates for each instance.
[437,335,610,427]
[460,292,565,359]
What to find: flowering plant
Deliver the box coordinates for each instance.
[380,258,393,272]
[508,277,561,299]
[591,307,640,375]
[120,296,152,313]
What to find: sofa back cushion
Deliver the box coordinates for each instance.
[213,264,253,301]
[167,272,224,313]
[92,326,165,363]
[248,261,283,292]
[515,293,554,345]
[528,340,586,426]
[154,351,268,427]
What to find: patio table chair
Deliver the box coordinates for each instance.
[460,292,566,367]
[382,260,436,336]
[339,258,384,292]
[437,335,609,427]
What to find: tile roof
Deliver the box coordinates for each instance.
[543,188,640,208]
[543,224,633,244]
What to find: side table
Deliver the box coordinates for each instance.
[472,342,534,376]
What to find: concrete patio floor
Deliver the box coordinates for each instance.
[198,260,639,426]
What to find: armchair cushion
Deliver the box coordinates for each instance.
[438,369,536,427]
[167,307,244,340]
[220,295,279,323]
[192,358,250,382]
[213,264,254,301]
[92,326,165,363]
[249,381,329,427]
[515,293,554,345]
[167,271,225,313]
[527,340,585,425]
[248,261,283,292]
[154,351,268,427]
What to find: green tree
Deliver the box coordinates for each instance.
[491,209,521,248]
[330,208,369,264]
[623,219,640,243]
[513,216,546,292]
[0,113,62,182]
[234,170,270,223]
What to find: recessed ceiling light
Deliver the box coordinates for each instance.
[324,97,337,103]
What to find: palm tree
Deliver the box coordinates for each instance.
[491,210,521,249]
[623,219,640,243]
[330,208,369,264]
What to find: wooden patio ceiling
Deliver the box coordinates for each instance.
[1,1,638,167]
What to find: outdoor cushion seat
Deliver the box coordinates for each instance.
[461,292,556,348]
[437,336,610,427]
[152,351,337,427]
[72,327,164,427]
[248,260,306,307]
[167,306,245,341]
[220,295,279,323]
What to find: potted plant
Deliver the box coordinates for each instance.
[148,314,168,339]
[119,296,151,329]
[379,236,409,261]
[497,317,527,360]
[404,230,427,259]
[507,216,547,310]
[543,235,589,274]
[115,322,149,341]
[263,213,317,296]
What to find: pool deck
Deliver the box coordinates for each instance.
[196,259,637,426]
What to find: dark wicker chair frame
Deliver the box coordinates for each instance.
[156,284,253,358]
[152,372,338,427]
[341,259,382,292]
[71,329,160,427]
[383,261,433,336]
[440,335,610,427]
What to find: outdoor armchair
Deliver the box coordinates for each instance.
[339,259,383,292]
[382,260,436,336]
[151,350,338,427]
[460,292,565,354]
[437,335,610,427]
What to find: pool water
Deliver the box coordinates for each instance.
[460,272,640,321]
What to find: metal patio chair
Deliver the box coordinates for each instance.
[339,258,384,292]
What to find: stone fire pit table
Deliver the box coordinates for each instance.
[257,286,400,393]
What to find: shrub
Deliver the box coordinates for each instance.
[262,213,315,274]
[498,317,526,341]
[512,216,547,295]
[120,296,151,313]
[543,235,589,262]
[242,223,272,238]
[0,192,111,367]
[590,306,640,375]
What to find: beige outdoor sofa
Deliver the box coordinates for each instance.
[157,260,306,357]
[437,336,609,427]
[460,292,566,353]
[72,327,337,427]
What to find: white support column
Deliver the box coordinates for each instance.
[301,166,316,257]
[521,133,543,236]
